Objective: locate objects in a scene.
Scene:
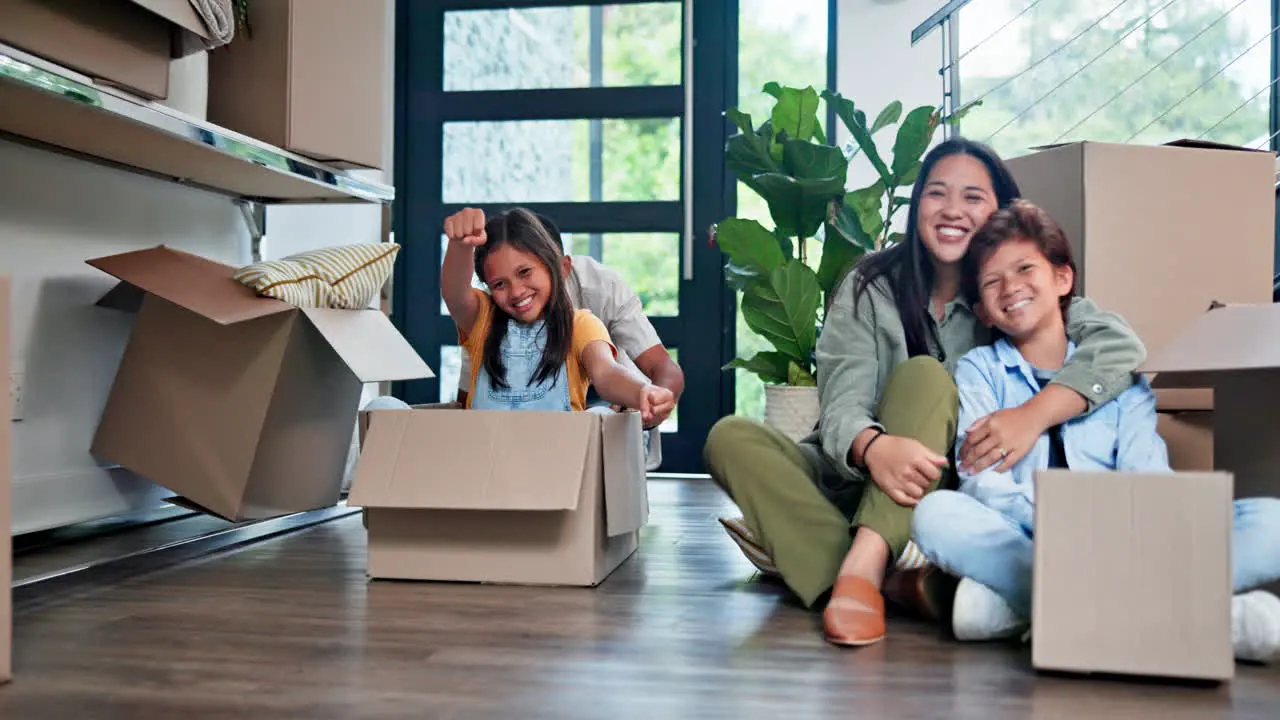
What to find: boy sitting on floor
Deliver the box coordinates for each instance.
[910,199,1280,663]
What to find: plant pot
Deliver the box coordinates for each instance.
[764,384,820,443]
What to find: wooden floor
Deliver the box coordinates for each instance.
[2,479,1277,719]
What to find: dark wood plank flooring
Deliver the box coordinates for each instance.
[2,479,1277,719]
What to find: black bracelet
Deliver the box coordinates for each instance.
[859,428,886,469]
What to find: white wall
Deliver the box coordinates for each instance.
[836,0,949,190]
[3,1,398,534]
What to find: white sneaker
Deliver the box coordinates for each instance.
[1233,590,1280,663]
[952,577,1028,642]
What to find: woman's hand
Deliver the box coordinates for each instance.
[958,405,1042,473]
[863,435,949,507]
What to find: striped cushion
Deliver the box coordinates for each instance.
[233,243,399,309]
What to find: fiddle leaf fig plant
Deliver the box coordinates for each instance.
[716,84,980,386]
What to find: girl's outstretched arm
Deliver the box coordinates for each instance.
[442,207,486,333]
[580,340,675,427]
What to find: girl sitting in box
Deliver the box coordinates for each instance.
[910,199,1280,663]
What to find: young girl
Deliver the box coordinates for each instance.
[442,206,674,424]
[704,137,1148,648]
[910,199,1280,662]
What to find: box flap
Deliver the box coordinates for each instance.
[300,308,434,382]
[350,409,594,511]
[1140,303,1280,387]
[87,246,291,324]
[600,412,649,536]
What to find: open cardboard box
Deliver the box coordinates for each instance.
[1032,299,1280,682]
[87,246,433,522]
[0,0,214,99]
[351,406,650,587]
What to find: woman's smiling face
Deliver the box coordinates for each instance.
[915,153,999,268]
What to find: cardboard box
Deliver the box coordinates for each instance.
[1140,302,1280,499]
[207,0,388,168]
[86,246,432,521]
[0,276,11,683]
[1033,469,1234,682]
[1006,140,1274,357]
[0,0,213,99]
[351,407,649,587]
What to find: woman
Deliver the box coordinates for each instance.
[703,137,1146,647]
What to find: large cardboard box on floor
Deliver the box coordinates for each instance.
[86,246,432,522]
[207,0,388,168]
[351,407,649,587]
[0,0,213,99]
[1033,469,1234,682]
[1,276,11,683]
[1006,140,1274,362]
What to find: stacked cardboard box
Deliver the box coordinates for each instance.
[1011,140,1276,682]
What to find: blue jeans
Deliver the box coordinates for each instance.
[912,489,1280,618]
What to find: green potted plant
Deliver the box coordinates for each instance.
[715,84,975,439]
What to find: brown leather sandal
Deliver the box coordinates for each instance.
[822,575,886,647]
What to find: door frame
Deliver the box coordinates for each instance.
[391,0,739,472]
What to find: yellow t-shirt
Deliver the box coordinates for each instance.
[458,288,615,411]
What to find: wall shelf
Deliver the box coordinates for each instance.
[0,43,394,205]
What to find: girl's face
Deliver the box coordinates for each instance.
[481,244,569,324]
[916,154,998,268]
[975,238,1074,340]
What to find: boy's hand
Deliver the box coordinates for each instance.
[959,405,1042,473]
[863,434,948,507]
[444,208,487,247]
[634,384,675,428]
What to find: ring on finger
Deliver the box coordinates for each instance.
[998,447,1008,459]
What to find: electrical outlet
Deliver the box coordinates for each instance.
[10,372,23,422]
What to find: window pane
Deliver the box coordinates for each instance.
[565,233,679,317]
[440,346,463,404]
[442,118,680,204]
[660,347,678,433]
[734,0,830,420]
[958,0,1272,156]
[444,3,681,92]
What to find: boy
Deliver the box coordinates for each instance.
[910,199,1280,663]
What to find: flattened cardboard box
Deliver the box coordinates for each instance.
[87,246,432,522]
[351,408,649,587]
[1033,469,1234,682]
[0,0,213,99]
[1007,140,1274,363]
[0,277,11,683]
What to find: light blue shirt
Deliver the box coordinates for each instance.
[954,337,1172,531]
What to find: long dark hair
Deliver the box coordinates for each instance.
[473,208,574,389]
[850,136,1022,358]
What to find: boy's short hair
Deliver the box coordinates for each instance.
[963,199,1078,319]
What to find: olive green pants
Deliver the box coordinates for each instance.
[703,357,958,608]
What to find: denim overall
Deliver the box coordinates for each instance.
[471,318,571,412]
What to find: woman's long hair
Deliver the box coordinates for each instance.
[850,137,1022,358]
[473,208,574,389]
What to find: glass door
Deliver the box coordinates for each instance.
[392,0,738,472]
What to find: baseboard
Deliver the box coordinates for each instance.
[12,466,170,536]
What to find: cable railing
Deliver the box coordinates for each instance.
[911,0,1279,158]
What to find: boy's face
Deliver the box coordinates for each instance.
[975,238,1074,339]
